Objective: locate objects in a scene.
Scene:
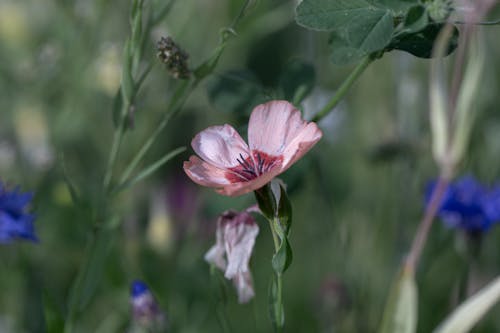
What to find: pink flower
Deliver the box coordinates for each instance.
[183,100,323,196]
[204,210,259,303]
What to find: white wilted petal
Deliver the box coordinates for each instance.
[205,210,259,303]
[233,270,256,304]
[223,213,259,279]
[204,217,227,271]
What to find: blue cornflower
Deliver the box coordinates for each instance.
[426,176,500,233]
[0,182,37,244]
[130,280,166,329]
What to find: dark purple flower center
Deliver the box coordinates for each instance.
[225,150,283,183]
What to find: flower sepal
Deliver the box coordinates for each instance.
[255,180,293,274]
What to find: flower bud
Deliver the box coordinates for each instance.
[156,36,190,79]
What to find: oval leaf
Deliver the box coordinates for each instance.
[379,269,418,333]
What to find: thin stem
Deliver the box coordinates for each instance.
[118,79,191,185]
[269,216,284,333]
[405,174,451,272]
[103,104,128,189]
[312,55,374,123]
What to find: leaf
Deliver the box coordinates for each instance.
[277,184,292,235]
[278,59,315,104]
[296,0,394,62]
[379,269,418,333]
[401,5,428,34]
[296,0,383,31]
[372,0,418,15]
[272,237,293,274]
[329,32,367,65]
[67,229,115,316]
[435,276,500,333]
[207,69,264,115]
[114,147,186,193]
[389,24,459,58]
[346,9,393,53]
[255,184,277,220]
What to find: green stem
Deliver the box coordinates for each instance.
[269,217,284,333]
[103,104,128,189]
[312,55,374,123]
[118,79,192,185]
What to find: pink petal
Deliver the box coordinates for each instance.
[223,217,259,280]
[191,124,251,169]
[248,100,309,156]
[183,156,231,188]
[248,100,322,173]
[232,271,255,303]
[281,122,322,168]
[204,217,227,271]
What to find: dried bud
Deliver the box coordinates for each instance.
[156,36,190,79]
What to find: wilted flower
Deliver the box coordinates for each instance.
[184,100,322,196]
[426,176,500,233]
[0,182,36,244]
[205,210,259,303]
[130,280,166,330]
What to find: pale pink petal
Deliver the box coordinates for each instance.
[281,122,322,168]
[232,271,255,303]
[192,124,251,169]
[223,216,259,280]
[183,156,231,188]
[248,100,312,156]
[204,218,227,271]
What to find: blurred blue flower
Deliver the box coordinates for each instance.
[426,176,500,233]
[130,280,166,330]
[0,183,37,244]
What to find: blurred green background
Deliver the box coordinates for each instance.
[1,0,500,332]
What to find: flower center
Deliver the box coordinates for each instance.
[225,150,283,183]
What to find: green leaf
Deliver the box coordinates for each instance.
[346,9,393,53]
[207,69,265,115]
[296,0,394,62]
[272,237,293,274]
[67,229,115,316]
[329,32,367,65]
[114,147,186,193]
[372,0,418,15]
[389,24,459,58]
[277,184,292,235]
[255,185,277,220]
[435,276,500,333]
[43,289,65,333]
[296,0,383,31]
[121,39,134,105]
[278,60,315,105]
[111,88,123,129]
[379,269,418,333]
[60,155,80,206]
[401,5,428,34]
